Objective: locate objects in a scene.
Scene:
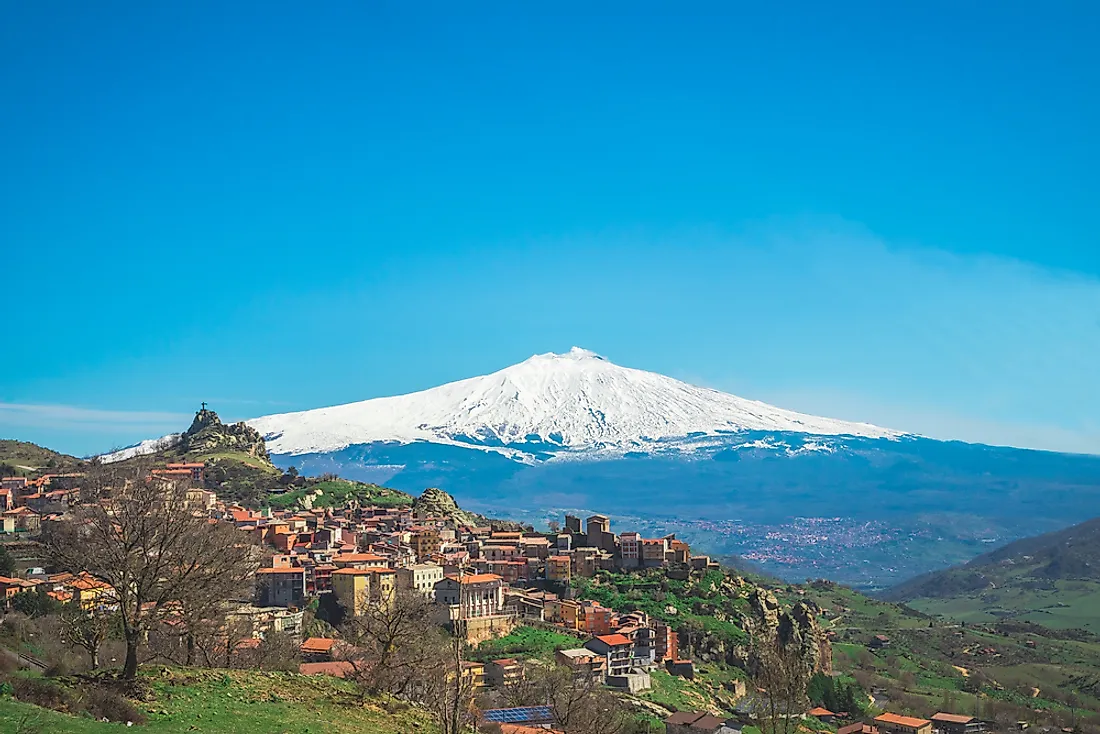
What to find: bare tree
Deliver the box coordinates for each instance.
[44,461,258,679]
[340,588,442,697]
[530,664,632,734]
[423,592,479,734]
[59,602,116,670]
[750,633,811,734]
[428,628,479,734]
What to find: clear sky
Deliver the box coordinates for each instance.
[2,2,1098,457]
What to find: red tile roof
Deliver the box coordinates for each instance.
[932,714,975,724]
[332,566,394,576]
[593,634,632,647]
[300,637,337,654]
[299,661,354,678]
[458,573,503,584]
[876,713,932,729]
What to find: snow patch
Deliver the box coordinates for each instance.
[99,433,182,463]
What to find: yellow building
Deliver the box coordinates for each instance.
[461,661,487,689]
[331,567,396,616]
[68,574,114,609]
[546,555,572,582]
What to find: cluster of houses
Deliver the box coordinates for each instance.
[238,508,714,692]
[0,473,90,533]
[662,706,989,734]
[3,469,721,692]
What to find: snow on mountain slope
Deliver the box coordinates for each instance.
[248,347,904,461]
[99,433,182,463]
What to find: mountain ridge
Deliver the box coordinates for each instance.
[247,347,904,462]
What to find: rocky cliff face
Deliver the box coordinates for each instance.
[181,408,270,461]
[746,587,832,675]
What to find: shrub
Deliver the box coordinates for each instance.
[9,676,73,711]
[81,686,147,724]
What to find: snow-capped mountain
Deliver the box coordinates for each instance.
[248,347,903,462]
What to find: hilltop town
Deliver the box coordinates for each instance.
[0,414,1097,733]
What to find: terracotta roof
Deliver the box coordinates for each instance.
[458,573,502,584]
[299,661,354,678]
[332,554,389,567]
[593,634,632,647]
[332,566,394,576]
[256,567,303,575]
[300,637,337,654]
[810,707,837,716]
[876,713,932,728]
[932,714,976,724]
[839,724,878,734]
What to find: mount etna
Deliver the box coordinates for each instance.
[105,348,1100,589]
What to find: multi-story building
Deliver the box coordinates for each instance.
[584,634,634,677]
[485,658,524,687]
[397,563,445,598]
[640,538,670,568]
[574,547,601,578]
[410,526,442,560]
[586,515,612,551]
[255,567,308,609]
[433,573,505,619]
[555,648,607,680]
[618,531,640,568]
[332,567,397,616]
[654,621,678,662]
[461,661,487,689]
[578,600,613,636]
[546,555,572,582]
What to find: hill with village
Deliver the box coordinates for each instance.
[0,419,1097,733]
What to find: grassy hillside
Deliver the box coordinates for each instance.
[0,668,437,734]
[885,517,1100,632]
[794,580,1100,723]
[0,440,84,475]
[267,479,413,510]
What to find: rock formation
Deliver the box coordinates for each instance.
[412,487,480,528]
[180,408,270,461]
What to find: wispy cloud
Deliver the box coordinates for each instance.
[0,403,190,432]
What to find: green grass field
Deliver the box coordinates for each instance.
[473,625,586,662]
[0,668,436,734]
[907,579,1100,632]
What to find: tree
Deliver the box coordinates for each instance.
[750,632,812,734]
[10,589,61,618]
[340,588,442,697]
[44,462,258,679]
[59,602,116,670]
[0,543,17,577]
[532,664,632,734]
[424,623,478,734]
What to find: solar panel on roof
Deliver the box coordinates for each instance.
[482,706,553,724]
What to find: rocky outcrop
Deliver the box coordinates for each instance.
[180,408,270,461]
[745,588,832,675]
[412,487,480,527]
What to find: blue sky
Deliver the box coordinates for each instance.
[2,2,1098,457]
